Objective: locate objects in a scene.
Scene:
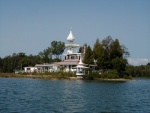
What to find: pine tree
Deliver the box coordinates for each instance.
[83,45,94,64]
[93,38,101,59]
[110,39,123,59]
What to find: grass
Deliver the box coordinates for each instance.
[0,70,132,81]
[0,72,76,79]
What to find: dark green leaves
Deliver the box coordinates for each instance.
[51,41,65,58]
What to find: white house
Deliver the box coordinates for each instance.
[24,29,94,77]
[24,67,37,73]
[57,29,82,71]
[35,63,59,73]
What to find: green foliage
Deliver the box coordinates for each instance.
[122,45,130,58]
[100,70,119,79]
[126,65,150,77]
[52,58,61,62]
[0,58,3,72]
[147,63,150,66]
[38,40,65,63]
[0,36,130,79]
[0,53,42,73]
[92,36,129,76]
[83,45,94,64]
[31,71,76,79]
[112,57,127,76]
[110,39,123,59]
[123,75,132,79]
[84,74,94,80]
[51,41,65,58]
[84,70,120,80]
[94,36,113,69]
[126,65,135,76]
[93,38,101,59]
[0,72,76,79]
[0,40,65,73]
[0,53,25,72]
[39,48,52,63]
[78,46,83,53]
[84,71,100,80]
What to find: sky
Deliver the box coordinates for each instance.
[0,0,150,66]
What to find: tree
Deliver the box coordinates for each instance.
[92,36,129,74]
[2,55,13,72]
[78,46,83,53]
[110,39,123,59]
[19,55,42,68]
[83,45,94,64]
[0,57,2,72]
[121,45,130,58]
[94,36,113,69]
[39,48,52,63]
[112,57,127,77]
[126,65,136,77]
[126,64,150,77]
[17,52,26,57]
[51,41,65,59]
[93,38,101,59]
[12,53,26,70]
[95,44,107,69]
[78,43,87,53]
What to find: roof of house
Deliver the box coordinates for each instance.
[35,63,58,67]
[57,59,79,65]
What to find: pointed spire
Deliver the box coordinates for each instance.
[67,28,75,42]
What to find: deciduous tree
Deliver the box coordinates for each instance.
[51,41,65,58]
[38,48,52,63]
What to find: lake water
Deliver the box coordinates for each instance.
[0,78,150,113]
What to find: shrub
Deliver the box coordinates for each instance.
[84,71,100,80]
[100,70,119,79]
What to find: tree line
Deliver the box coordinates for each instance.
[126,63,150,77]
[0,41,65,73]
[0,36,149,78]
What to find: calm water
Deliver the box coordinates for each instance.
[0,78,150,113]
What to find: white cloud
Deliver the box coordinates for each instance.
[127,58,150,66]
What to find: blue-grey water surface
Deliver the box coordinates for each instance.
[0,78,150,113]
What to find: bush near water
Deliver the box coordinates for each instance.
[83,69,132,80]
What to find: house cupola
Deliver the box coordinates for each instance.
[67,29,75,43]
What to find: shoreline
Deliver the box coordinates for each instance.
[95,78,132,82]
[0,73,132,81]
